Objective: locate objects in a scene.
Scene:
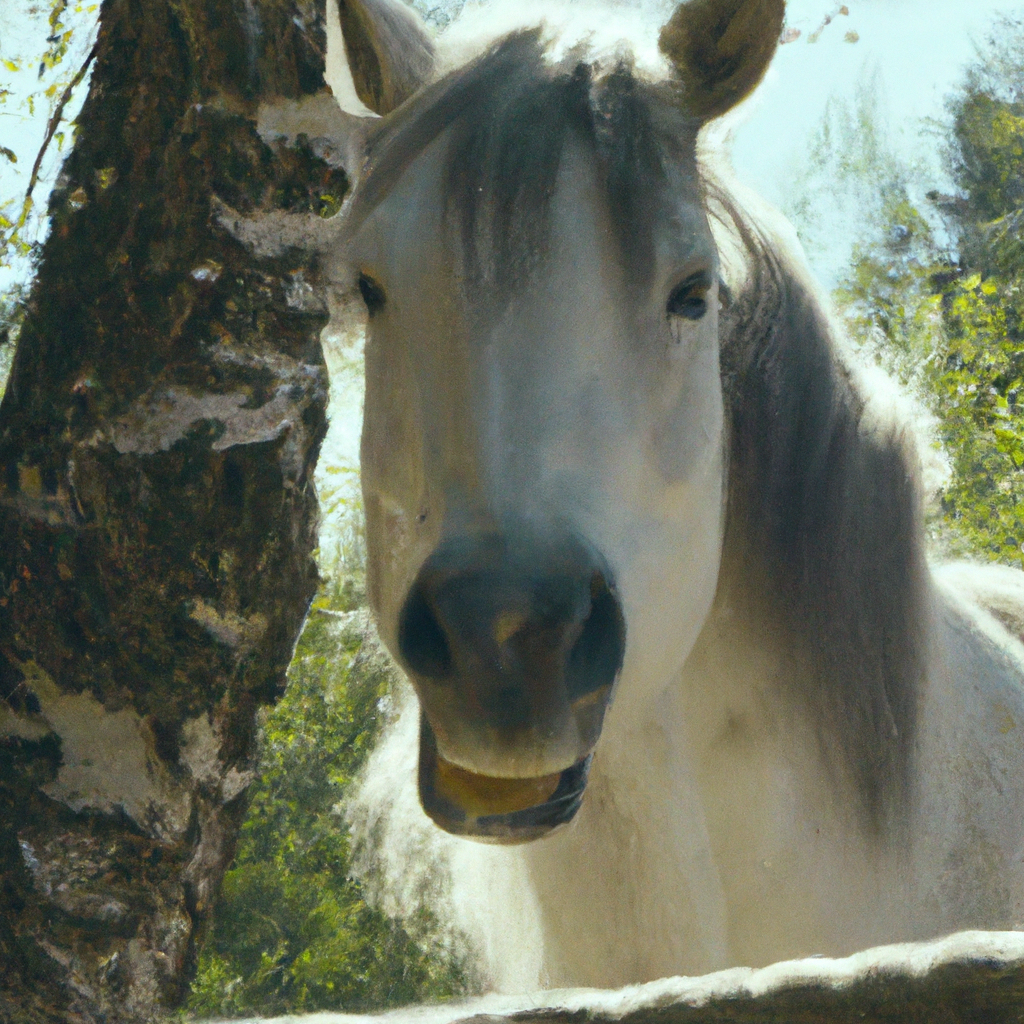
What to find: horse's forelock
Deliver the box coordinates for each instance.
[348,30,548,230]
[351,29,697,309]
[444,51,703,310]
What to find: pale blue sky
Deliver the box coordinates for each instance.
[0,1,98,291]
[734,0,1019,201]
[730,0,1022,284]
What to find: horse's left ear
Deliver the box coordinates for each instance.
[337,0,435,115]
[660,0,785,121]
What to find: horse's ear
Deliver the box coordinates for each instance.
[337,0,435,115]
[659,0,785,121]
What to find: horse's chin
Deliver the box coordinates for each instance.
[417,715,592,844]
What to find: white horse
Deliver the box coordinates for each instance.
[303,0,1024,991]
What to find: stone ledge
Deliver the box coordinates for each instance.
[204,931,1024,1024]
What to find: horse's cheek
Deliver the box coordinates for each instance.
[650,339,725,485]
[594,371,726,724]
[361,336,438,650]
[611,468,725,724]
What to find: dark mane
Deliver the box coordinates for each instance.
[351,30,698,309]
[711,192,926,838]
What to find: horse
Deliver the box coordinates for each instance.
[303,0,1024,991]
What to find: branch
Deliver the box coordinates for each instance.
[23,40,98,210]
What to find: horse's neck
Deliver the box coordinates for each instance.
[670,592,913,953]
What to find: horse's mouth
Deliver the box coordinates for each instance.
[418,715,591,844]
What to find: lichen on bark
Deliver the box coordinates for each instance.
[0,1,344,1020]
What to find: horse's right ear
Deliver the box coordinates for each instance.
[659,0,785,121]
[337,0,435,115]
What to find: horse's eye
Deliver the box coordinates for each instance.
[666,273,711,321]
[358,273,387,316]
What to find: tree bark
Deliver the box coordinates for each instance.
[0,1,341,1019]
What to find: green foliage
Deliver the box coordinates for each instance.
[188,518,473,1017]
[838,190,940,367]
[928,273,1024,561]
[945,15,1024,231]
[948,91,1024,227]
[317,463,367,612]
[832,16,1024,567]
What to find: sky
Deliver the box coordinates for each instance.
[732,0,1019,206]
[726,0,1023,286]
[0,2,98,292]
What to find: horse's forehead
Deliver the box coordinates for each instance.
[358,113,709,310]
[361,143,712,299]
[550,137,716,272]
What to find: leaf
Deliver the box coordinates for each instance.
[0,146,16,164]
[993,427,1024,460]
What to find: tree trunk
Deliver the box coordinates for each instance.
[0,1,341,1019]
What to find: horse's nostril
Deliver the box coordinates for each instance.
[399,531,625,771]
[566,572,626,701]
[399,585,453,679]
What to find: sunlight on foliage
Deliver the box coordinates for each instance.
[783,72,929,285]
[831,14,1024,567]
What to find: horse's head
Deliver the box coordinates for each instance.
[339,0,785,842]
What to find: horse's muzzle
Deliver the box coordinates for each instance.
[397,526,625,842]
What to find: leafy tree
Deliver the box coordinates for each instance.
[2,4,468,1018]
[944,14,1024,262]
[833,14,1024,566]
[1,0,339,1017]
[784,73,931,286]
